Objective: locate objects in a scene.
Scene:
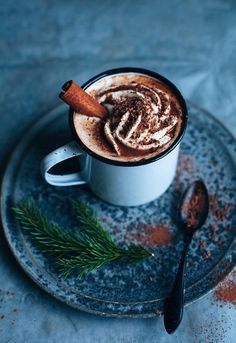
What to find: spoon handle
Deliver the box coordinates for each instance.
[164,238,191,334]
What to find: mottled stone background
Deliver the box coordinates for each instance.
[0,1,236,342]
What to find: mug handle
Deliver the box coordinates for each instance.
[41,141,89,186]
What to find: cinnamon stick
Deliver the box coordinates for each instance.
[59,80,107,119]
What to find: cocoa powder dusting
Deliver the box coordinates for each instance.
[174,155,199,191]
[130,223,172,247]
[209,194,233,221]
[193,266,236,342]
[214,270,236,306]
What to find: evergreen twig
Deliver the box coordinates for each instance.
[13,200,153,278]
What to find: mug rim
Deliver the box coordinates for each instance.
[69,67,188,167]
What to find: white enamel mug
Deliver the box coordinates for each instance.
[41,68,188,206]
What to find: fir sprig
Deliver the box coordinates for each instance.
[13,200,153,278]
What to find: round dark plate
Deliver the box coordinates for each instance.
[1,103,236,318]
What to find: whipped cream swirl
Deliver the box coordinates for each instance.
[99,84,179,155]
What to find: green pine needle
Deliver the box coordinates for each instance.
[13,200,153,278]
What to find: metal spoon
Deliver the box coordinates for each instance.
[164,180,209,334]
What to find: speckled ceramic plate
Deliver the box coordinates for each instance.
[1,103,236,318]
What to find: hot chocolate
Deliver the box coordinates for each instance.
[73,73,184,162]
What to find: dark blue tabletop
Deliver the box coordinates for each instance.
[0,1,236,342]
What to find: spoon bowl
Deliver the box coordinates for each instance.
[179,179,209,233]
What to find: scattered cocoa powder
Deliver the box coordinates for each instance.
[208,224,219,239]
[217,236,225,245]
[179,155,195,172]
[174,155,198,187]
[198,240,206,250]
[209,194,233,222]
[193,312,234,343]
[203,251,212,259]
[154,309,162,316]
[130,223,172,247]
[214,270,236,306]
[197,266,235,340]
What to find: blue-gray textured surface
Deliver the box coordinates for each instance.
[0,1,236,342]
